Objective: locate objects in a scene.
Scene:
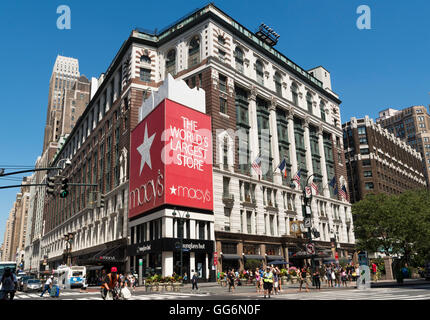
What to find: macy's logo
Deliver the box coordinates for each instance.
[169,185,211,203]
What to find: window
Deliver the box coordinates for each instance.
[220,97,227,114]
[140,68,151,82]
[360,148,370,155]
[224,208,231,231]
[218,35,225,45]
[188,36,200,67]
[274,72,282,96]
[219,49,226,62]
[362,159,371,166]
[365,182,374,190]
[234,47,244,73]
[291,82,298,105]
[255,60,264,85]
[165,49,176,76]
[320,102,326,121]
[357,126,366,135]
[219,74,227,92]
[364,170,372,177]
[359,137,368,144]
[140,55,151,64]
[306,92,313,113]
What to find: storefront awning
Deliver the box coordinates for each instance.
[86,265,104,271]
[243,255,265,260]
[266,255,284,261]
[221,254,241,260]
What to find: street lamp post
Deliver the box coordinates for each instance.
[172,208,190,279]
[302,173,316,285]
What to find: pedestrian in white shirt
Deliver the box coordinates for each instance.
[40,276,53,297]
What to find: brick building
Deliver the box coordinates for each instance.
[377,106,430,186]
[39,3,356,277]
[343,116,426,203]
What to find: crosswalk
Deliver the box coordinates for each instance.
[264,287,430,300]
[15,291,209,300]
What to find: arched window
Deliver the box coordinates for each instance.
[188,36,200,68]
[306,92,313,113]
[256,60,264,85]
[234,47,244,73]
[140,55,151,64]
[165,49,176,76]
[274,72,282,96]
[320,101,326,122]
[291,82,298,105]
[218,35,226,45]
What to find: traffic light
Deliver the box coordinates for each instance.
[60,178,69,198]
[97,192,105,208]
[46,176,56,196]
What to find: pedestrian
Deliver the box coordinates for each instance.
[191,270,199,292]
[0,267,17,300]
[326,266,332,287]
[273,269,279,295]
[255,268,261,293]
[372,262,378,282]
[40,275,53,297]
[341,268,348,287]
[227,270,235,293]
[313,267,321,290]
[183,272,188,283]
[276,267,282,293]
[299,267,310,292]
[263,267,273,298]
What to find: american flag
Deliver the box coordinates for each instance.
[339,185,348,200]
[311,182,319,195]
[251,154,262,176]
[293,169,301,185]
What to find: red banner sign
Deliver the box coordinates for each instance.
[129,99,213,219]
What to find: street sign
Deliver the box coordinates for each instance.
[306,243,315,255]
[304,217,311,228]
[139,259,143,266]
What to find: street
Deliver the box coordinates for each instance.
[13,283,430,300]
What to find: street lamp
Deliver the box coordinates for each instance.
[302,173,317,284]
[172,208,190,279]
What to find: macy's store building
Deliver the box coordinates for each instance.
[127,75,216,281]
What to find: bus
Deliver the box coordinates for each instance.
[54,265,86,289]
[0,261,17,290]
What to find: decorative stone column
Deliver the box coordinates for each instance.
[317,124,330,197]
[269,96,281,184]
[303,116,314,177]
[286,106,298,176]
[248,85,260,179]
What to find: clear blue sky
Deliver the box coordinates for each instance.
[1,0,430,242]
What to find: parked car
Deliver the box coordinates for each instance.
[23,279,42,292]
[17,275,31,291]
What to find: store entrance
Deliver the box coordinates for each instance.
[195,252,207,279]
[173,251,190,277]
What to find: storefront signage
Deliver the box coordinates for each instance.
[128,238,214,256]
[137,245,151,253]
[130,99,213,219]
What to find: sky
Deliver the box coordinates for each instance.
[1,0,430,242]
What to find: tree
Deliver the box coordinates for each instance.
[352,190,430,267]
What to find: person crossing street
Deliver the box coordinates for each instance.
[263,267,273,298]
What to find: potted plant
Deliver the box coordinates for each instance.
[289,267,298,283]
[280,269,288,285]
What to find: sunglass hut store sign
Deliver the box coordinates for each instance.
[129,99,213,219]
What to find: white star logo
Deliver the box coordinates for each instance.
[170,185,177,195]
[137,124,156,175]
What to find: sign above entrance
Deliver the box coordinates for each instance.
[130,99,214,219]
